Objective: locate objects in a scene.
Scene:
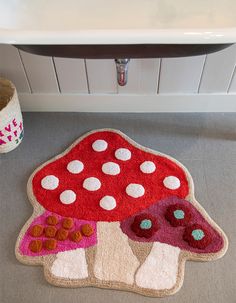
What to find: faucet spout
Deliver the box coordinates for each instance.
[115,59,130,86]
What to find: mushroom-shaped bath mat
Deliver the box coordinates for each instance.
[16,129,228,297]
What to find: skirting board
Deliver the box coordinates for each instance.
[19,93,236,112]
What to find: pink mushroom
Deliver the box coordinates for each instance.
[16,129,228,297]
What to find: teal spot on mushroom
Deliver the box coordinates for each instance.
[192,229,205,241]
[140,219,152,230]
[174,209,185,219]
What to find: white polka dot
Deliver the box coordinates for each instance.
[67,160,84,174]
[99,196,117,210]
[92,140,108,152]
[163,176,181,190]
[102,162,120,175]
[140,161,156,174]
[60,190,76,204]
[126,183,145,198]
[115,148,131,161]
[41,175,59,190]
[83,177,101,191]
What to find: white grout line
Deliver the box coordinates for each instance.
[52,57,61,93]
[157,58,162,94]
[227,65,236,93]
[197,55,207,94]
[84,59,91,94]
[18,49,33,94]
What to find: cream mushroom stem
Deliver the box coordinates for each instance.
[51,248,89,279]
[94,222,140,285]
[135,242,181,290]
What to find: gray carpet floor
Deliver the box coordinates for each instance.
[0,113,235,303]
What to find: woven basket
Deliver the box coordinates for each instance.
[0,78,23,153]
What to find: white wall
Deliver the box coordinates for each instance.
[0,44,236,112]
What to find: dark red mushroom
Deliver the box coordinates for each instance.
[120,196,224,254]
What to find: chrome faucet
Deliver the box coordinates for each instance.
[115,59,130,86]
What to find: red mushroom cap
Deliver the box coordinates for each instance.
[31,130,189,221]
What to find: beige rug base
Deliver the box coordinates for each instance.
[15,128,228,297]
